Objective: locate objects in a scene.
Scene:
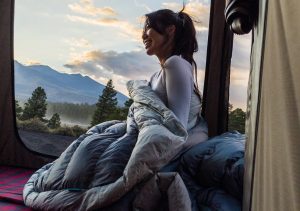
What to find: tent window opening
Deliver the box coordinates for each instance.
[228,33,252,134]
[14,0,211,156]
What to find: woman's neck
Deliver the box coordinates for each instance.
[156,40,174,65]
[157,52,172,65]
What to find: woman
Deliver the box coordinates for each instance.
[142,8,207,139]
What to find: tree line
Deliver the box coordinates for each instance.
[15,79,246,135]
[16,79,133,135]
[47,102,96,126]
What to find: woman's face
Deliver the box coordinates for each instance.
[142,27,166,56]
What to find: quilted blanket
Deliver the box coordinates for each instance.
[23,80,200,210]
[23,80,244,211]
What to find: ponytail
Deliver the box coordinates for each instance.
[173,10,201,99]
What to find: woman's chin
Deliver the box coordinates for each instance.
[145,49,154,55]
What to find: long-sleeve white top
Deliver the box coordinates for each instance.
[149,55,201,130]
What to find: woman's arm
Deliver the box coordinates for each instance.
[164,56,193,129]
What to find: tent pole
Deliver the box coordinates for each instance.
[202,0,233,137]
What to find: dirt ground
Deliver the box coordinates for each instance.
[18,129,76,157]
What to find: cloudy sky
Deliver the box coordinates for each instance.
[14,0,251,110]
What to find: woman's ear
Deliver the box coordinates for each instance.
[166,25,176,37]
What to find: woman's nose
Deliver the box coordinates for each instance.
[142,30,148,40]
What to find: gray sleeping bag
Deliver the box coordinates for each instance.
[178,132,245,211]
[23,80,207,211]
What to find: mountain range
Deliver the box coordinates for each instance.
[14,61,128,106]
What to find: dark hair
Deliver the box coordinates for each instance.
[143,8,201,97]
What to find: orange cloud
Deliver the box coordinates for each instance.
[230,67,250,87]
[64,37,92,48]
[66,15,143,42]
[68,0,117,17]
[25,60,41,65]
[162,1,210,31]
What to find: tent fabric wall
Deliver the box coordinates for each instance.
[0,0,53,168]
[245,0,300,210]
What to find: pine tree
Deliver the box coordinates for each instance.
[15,100,23,119]
[47,113,61,129]
[21,87,47,121]
[91,79,118,126]
[228,108,246,133]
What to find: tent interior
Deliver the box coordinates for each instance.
[0,0,299,210]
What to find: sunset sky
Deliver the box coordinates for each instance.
[14,0,251,110]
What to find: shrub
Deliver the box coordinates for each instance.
[50,125,87,137]
[71,125,87,137]
[17,118,49,133]
[47,113,61,129]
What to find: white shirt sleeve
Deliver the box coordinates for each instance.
[164,56,193,130]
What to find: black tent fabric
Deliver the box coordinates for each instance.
[202,0,233,137]
[0,0,53,168]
